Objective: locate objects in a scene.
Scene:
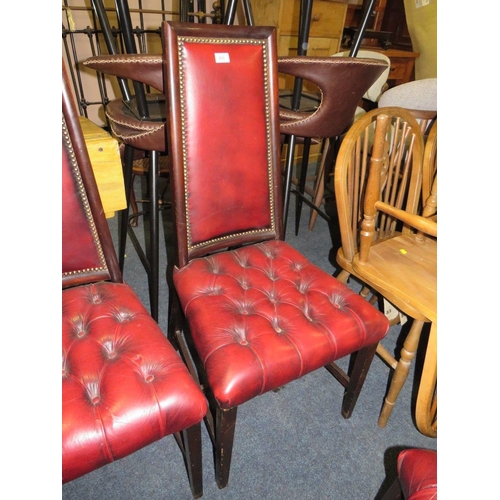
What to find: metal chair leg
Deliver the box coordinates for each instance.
[119,144,135,272]
[282,134,297,237]
[223,0,254,25]
[294,137,311,235]
[308,137,329,231]
[148,150,160,322]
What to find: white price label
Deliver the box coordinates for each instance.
[214,53,230,63]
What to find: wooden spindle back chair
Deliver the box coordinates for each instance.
[334,107,437,429]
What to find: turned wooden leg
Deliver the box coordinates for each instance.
[336,269,350,284]
[378,319,425,428]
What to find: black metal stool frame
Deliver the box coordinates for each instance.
[91,0,163,321]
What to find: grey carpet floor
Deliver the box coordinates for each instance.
[62,178,437,500]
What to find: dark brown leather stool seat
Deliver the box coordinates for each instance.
[105,96,166,152]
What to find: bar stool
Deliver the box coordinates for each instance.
[278,56,389,235]
[89,0,167,321]
[305,49,391,233]
[279,0,381,235]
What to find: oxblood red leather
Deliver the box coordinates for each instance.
[62,282,208,482]
[62,61,207,492]
[398,449,437,500]
[174,240,389,409]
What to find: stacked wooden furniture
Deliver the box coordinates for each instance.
[252,0,349,89]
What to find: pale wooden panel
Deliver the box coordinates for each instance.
[79,117,126,218]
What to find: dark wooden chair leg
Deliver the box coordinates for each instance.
[341,343,378,418]
[380,477,403,500]
[215,406,238,490]
[182,423,204,499]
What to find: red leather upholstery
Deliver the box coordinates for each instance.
[398,449,437,500]
[174,240,390,409]
[62,282,208,483]
[62,62,207,495]
[62,140,112,287]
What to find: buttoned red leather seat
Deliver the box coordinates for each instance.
[174,240,388,409]
[62,282,207,483]
[62,61,207,498]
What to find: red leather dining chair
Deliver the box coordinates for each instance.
[62,61,207,498]
[163,21,390,490]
